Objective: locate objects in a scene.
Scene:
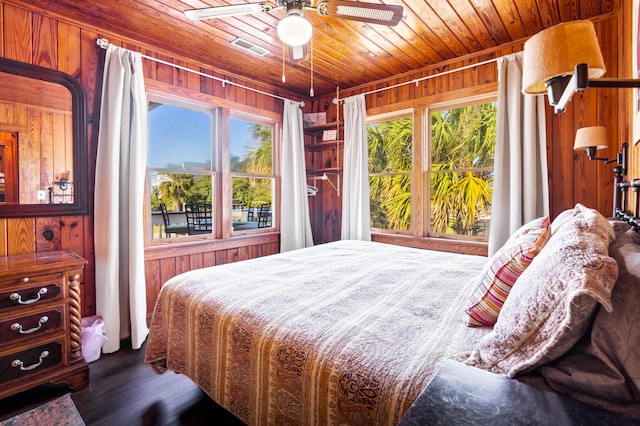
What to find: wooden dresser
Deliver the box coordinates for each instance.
[0,250,89,399]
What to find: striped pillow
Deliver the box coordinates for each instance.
[465,216,551,326]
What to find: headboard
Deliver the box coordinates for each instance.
[613,166,640,232]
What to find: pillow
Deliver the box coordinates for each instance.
[466,204,618,377]
[550,208,576,234]
[465,216,551,326]
[539,228,640,417]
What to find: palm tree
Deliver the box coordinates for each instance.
[368,117,412,230]
[232,124,273,206]
[430,103,496,235]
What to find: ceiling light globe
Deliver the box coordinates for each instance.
[277,14,312,47]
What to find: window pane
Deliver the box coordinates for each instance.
[148,103,212,170]
[230,118,272,174]
[431,103,496,168]
[430,171,492,237]
[368,117,412,173]
[369,174,411,231]
[150,172,213,240]
[231,177,273,230]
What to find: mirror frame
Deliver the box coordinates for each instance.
[0,58,88,218]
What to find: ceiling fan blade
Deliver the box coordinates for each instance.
[317,1,403,26]
[185,2,273,20]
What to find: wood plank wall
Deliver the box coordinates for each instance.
[0,1,288,317]
[304,10,636,247]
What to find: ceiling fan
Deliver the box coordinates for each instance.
[184,0,404,57]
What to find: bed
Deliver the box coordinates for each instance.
[145,176,640,425]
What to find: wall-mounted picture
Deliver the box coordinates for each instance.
[322,129,337,141]
[303,112,326,128]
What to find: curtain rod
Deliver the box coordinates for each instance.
[96,38,304,107]
[333,56,498,104]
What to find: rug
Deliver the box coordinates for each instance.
[0,394,85,426]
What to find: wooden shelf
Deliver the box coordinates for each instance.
[304,140,343,150]
[303,121,342,133]
[306,168,342,175]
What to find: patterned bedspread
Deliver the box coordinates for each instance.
[144,240,491,425]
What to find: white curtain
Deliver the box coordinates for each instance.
[94,45,149,353]
[341,94,371,241]
[280,100,314,252]
[489,52,549,255]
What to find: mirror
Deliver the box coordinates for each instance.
[0,58,88,217]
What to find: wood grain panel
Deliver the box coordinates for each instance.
[2,4,30,63]
[6,218,35,255]
[32,14,57,69]
[35,216,60,251]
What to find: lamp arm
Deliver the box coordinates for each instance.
[550,63,640,114]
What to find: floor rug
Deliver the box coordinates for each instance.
[0,394,84,426]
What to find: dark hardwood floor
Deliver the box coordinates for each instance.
[0,340,245,425]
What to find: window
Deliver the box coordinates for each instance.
[428,101,496,239]
[367,97,496,241]
[368,113,413,231]
[230,114,274,231]
[148,100,215,240]
[146,94,278,243]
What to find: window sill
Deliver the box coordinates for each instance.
[144,232,280,261]
[371,233,488,257]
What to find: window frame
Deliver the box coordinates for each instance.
[229,111,278,235]
[144,89,281,247]
[367,108,414,235]
[366,92,497,243]
[423,94,497,241]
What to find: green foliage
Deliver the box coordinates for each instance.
[368,117,413,230]
[430,103,496,235]
[368,102,496,237]
[232,124,273,205]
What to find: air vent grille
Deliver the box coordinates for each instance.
[231,38,270,56]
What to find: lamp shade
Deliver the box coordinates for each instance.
[574,126,608,151]
[277,14,312,47]
[522,20,606,94]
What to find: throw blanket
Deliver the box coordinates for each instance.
[145,240,490,425]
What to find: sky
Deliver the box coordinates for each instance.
[148,103,254,169]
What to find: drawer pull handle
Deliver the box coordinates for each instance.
[9,287,48,305]
[11,351,50,371]
[22,277,29,283]
[11,316,49,334]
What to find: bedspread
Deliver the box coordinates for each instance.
[144,240,490,425]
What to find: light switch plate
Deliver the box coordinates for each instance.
[36,190,47,200]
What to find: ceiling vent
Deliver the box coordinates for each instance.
[230,38,270,56]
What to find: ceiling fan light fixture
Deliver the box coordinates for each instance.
[277,12,312,47]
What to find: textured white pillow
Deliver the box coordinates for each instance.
[467,204,618,377]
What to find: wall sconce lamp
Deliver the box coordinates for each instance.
[522,20,640,114]
[574,126,628,175]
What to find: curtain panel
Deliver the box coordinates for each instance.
[341,94,371,241]
[489,52,549,256]
[280,100,314,252]
[94,45,149,353]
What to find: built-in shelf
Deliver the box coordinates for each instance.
[306,168,342,175]
[303,121,342,133]
[304,140,344,150]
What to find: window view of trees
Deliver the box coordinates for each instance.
[231,122,273,210]
[368,116,413,230]
[367,100,496,240]
[430,102,496,237]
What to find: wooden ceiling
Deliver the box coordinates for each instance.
[11,0,619,98]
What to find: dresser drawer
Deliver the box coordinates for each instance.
[0,275,64,312]
[0,341,63,383]
[0,305,65,346]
